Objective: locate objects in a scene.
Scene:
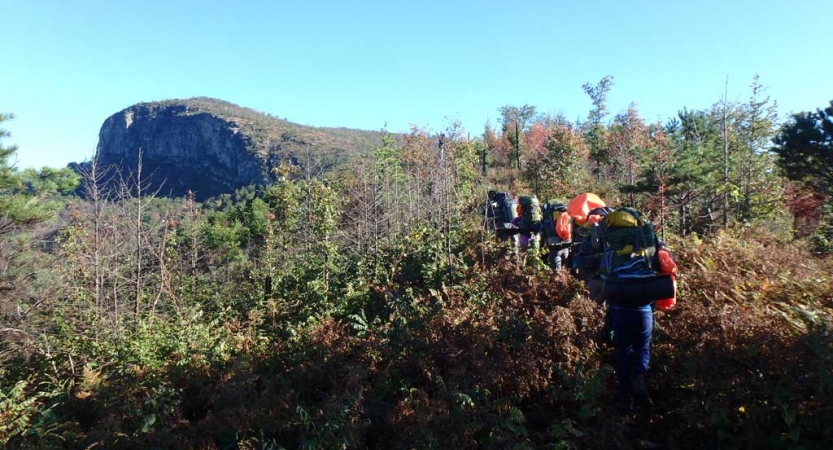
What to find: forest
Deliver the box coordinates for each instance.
[1,76,832,449]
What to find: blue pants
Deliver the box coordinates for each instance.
[610,305,653,392]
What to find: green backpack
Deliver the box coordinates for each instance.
[518,195,542,231]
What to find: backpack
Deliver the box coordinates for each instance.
[518,195,542,232]
[569,206,612,243]
[570,207,613,273]
[598,208,674,306]
[541,201,567,240]
[491,192,518,229]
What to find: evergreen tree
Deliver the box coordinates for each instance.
[0,113,77,235]
[665,109,725,234]
[772,100,833,196]
[498,104,537,171]
[735,76,782,222]
[582,75,614,169]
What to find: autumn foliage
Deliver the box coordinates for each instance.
[2,85,832,449]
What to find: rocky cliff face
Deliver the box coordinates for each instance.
[75,98,386,201]
[92,102,265,200]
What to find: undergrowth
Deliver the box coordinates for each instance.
[1,228,832,449]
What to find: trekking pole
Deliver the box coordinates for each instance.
[481,197,488,268]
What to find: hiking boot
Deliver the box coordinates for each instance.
[635,391,653,409]
[634,375,653,409]
[614,390,632,412]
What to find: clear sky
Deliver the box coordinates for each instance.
[3,0,831,169]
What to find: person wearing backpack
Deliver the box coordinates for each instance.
[568,204,616,345]
[594,207,676,408]
[481,190,520,255]
[564,193,612,302]
[515,195,543,265]
[541,200,571,271]
[563,193,609,279]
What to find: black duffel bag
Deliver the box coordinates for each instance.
[603,274,675,307]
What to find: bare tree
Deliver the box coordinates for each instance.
[75,156,114,316]
[722,77,730,228]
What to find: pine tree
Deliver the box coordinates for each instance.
[582,75,614,170]
[0,113,75,235]
[772,100,833,196]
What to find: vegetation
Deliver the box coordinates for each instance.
[772,100,832,195]
[773,100,833,253]
[1,84,832,449]
[127,97,393,167]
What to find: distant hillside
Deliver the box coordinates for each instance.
[72,97,388,200]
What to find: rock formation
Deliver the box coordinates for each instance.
[73,97,385,200]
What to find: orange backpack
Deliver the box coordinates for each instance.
[654,248,678,310]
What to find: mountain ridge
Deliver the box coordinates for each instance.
[72,97,389,200]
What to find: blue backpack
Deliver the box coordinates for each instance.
[485,192,518,230]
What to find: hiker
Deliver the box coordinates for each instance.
[571,205,612,300]
[564,194,615,342]
[481,190,519,254]
[515,195,543,265]
[584,207,677,407]
[563,193,609,288]
[511,215,536,249]
[481,190,499,230]
[541,200,570,271]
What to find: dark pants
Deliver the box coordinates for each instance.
[548,247,570,271]
[610,305,653,392]
[586,276,605,303]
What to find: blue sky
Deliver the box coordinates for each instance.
[2,0,830,169]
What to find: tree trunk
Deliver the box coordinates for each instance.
[722,77,730,228]
[515,122,522,171]
[134,151,143,319]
